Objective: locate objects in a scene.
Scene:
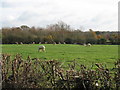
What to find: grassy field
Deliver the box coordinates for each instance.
[1,44,118,69]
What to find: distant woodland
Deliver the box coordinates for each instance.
[1,21,119,44]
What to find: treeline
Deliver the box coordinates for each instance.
[2,21,119,44]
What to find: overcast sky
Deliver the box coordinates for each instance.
[0,0,119,31]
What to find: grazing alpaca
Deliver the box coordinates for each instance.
[87,43,91,46]
[53,42,56,45]
[20,42,23,44]
[15,42,18,44]
[83,43,87,46]
[38,45,45,52]
[32,42,35,44]
[63,42,66,44]
[83,43,92,46]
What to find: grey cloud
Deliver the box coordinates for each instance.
[17,11,40,21]
[1,0,118,31]
[1,1,22,8]
[1,0,57,8]
[2,2,11,8]
[15,11,57,27]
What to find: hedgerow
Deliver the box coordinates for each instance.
[1,54,120,89]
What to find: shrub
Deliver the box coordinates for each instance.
[1,54,120,89]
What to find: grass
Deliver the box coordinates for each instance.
[1,44,118,69]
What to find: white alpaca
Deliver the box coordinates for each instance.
[45,42,48,44]
[63,42,66,44]
[83,43,91,46]
[53,42,56,45]
[32,42,35,44]
[20,42,23,44]
[38,45,46,52]
[87,43,91,46]
[58,42,61,44]
[83,43,87,46]
[15,42,18,44]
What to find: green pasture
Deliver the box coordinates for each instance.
[1,44,119,69]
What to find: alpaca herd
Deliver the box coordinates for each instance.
[37,43,92,52]
[15,42,92,53]
[15,41,92,47]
